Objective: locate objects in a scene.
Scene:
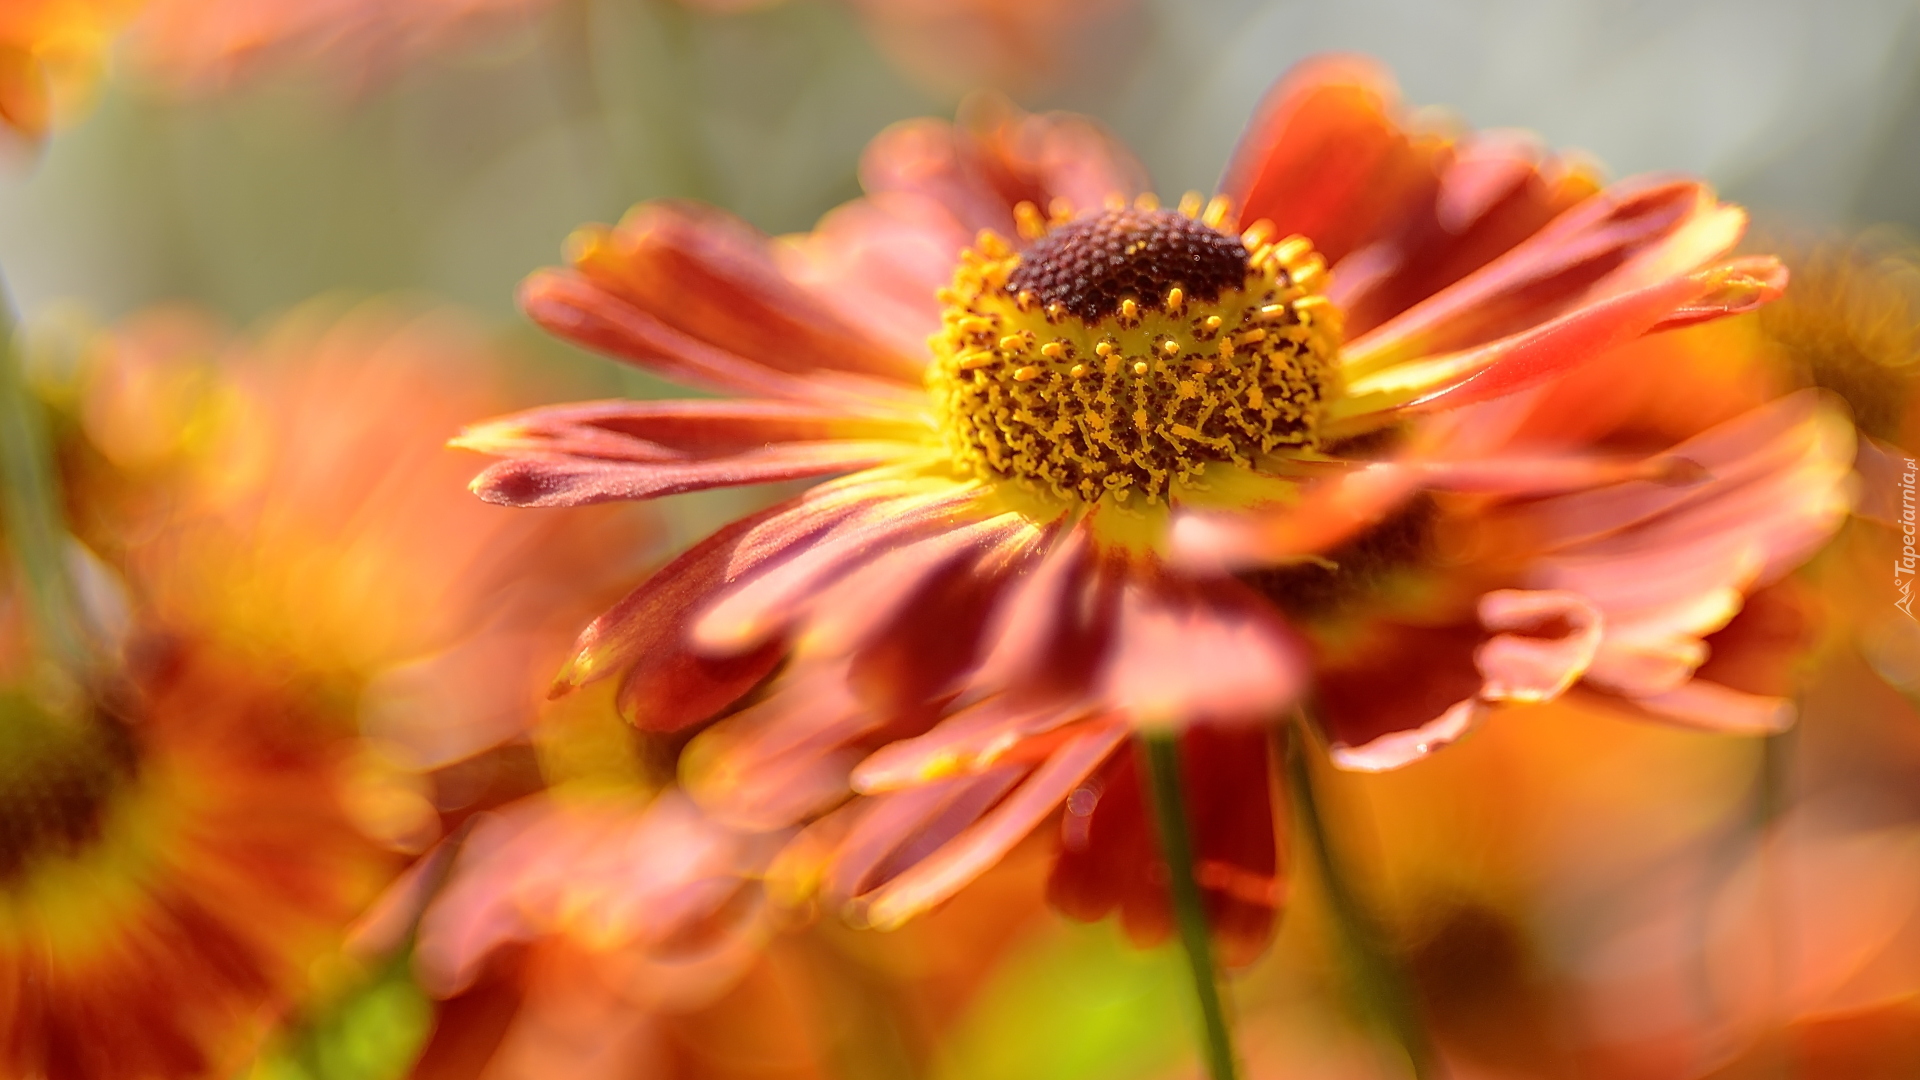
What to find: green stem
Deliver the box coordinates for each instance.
[1139,729,1239,1080]
[0,282,88,678]
[1285,715,1440,1079]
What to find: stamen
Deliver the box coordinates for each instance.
[1015,202,1047,240]
[928,208,1342,505]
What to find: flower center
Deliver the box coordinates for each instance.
[0,691,136,884]
[928,201,1342,506]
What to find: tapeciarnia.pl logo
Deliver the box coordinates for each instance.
[1898,457,1919,619]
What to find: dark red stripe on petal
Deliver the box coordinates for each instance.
[848,719,1128,929]
[566,201,926,385]
[554,493,883,730]
[1348,178,1740,374]
[468,441,913,508]
[1390,261,1764,413]
[521,270,834,401]
[1219,55,1440,267]
[691,485,995,655]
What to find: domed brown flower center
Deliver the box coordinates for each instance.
[0,692,136,883]
[1006,207,1252,323]
[928,198,1343,506]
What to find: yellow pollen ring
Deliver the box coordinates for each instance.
[924,211,1344,507]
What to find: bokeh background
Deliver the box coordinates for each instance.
[6,2,1920,1079]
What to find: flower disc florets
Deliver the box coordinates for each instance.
[929,197,1342,506]
[0,693,134,882]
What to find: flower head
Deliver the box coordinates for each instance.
[462,57,1836,952]
[0,625,391,1080]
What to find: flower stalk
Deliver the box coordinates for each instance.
[1139,728,1240,1080]
[0,278,88,680]
[1286,713,1439,1079]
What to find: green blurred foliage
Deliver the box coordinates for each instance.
[249,958,434,1080]
[931,922,1189,1080]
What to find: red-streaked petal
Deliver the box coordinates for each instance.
[683,665,881,831]
[554,494,873,727]
[1170,463,1420,571]
[455,398,927,464]
[691,485,992,653]
[1506,390,1847,552]
[861,96,1148,238]
[777,192,973,360]
[1344,178,1750,376]
[415,792,780,997]
[1333,132,1603,337]
[852,697,1080,793]
[562,200,925,385]
[1595,580,1815,734]
[1475,589,1604,703]
[968,520,1105,705]
[468,441,919,508]
[849,719,1129,929]
[834,522,1053,718]
[1097,564,1307,725]
[1223,58,1605,335]
[802,513,1050,660]
[522,269,882,404]
[822,769,1025,909]
[1360,257,1783,415]
[1219,55,1444,265]
[968,520,1306,725]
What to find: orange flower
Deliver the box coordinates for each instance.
[459,57,1828,956]
[842,0,1139,97]
[128,0,1136,97]
[0,0,140,141]
[0,640,393,1080]
[85,303,651,796]
[128,0,547,91]
[2,298,658,1077]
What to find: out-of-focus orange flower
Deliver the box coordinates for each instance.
[81,303,652,804]
[457,54,1823,965]
[416,788,785,1012]
[0,0,140,141]
[128,0,1138,98]
[2,297,657,1077]
[128,0,547,92]
[0,582,390,1080]
[842,0,1140,97]
[0,650,394,1080]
